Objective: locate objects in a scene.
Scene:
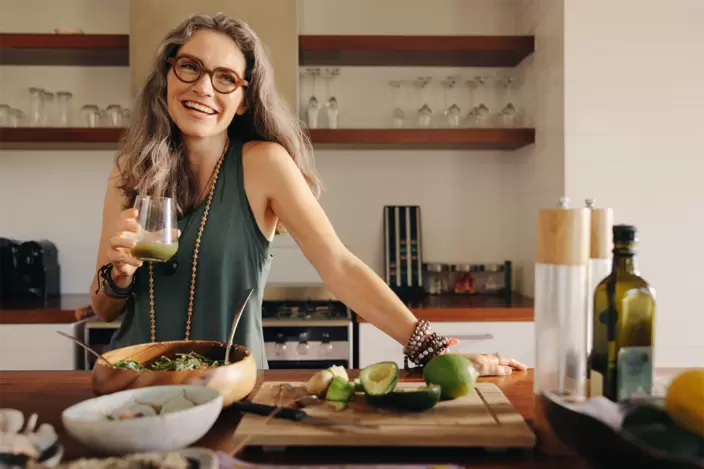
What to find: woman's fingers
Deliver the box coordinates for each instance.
[107,247,142,268]
[110,236,136,250]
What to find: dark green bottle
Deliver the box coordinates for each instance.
[589,225,656,401]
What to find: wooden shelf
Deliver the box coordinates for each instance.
[0,127,534,151]
[299,35,534,67]
[308,128,535,150]
[356,293,534,323]
[0,33,129,66]
[0,127,123,150]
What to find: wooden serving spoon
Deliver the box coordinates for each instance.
[224,288,254,365]
[55,330,114,368]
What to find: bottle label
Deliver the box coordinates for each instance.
[590,370,604,397]
[617,346,653,400]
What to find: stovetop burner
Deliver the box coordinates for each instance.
[262,300,349,320]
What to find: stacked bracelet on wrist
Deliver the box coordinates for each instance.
[96,263,135,299]
[403,319,451,371]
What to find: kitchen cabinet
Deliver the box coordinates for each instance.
[129,0,298,110]
[357,321,535,369]
[0,321,87,371]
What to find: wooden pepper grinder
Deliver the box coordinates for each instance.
[585,198,613,375]
[533,196,591,455]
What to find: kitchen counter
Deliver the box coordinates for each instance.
[0,368,589,468]
[0,294,91,324]
[356,292,534,322]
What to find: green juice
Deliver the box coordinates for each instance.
[131,241,178,262]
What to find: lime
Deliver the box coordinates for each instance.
[423,354,478,400]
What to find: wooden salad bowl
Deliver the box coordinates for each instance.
[91,340,258,407]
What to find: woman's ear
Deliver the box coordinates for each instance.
[236,103,248,116]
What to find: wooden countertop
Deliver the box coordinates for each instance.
[0,294,91,324]
[0,368,589,468]
[0,293,533,324]
[356,292,534,322]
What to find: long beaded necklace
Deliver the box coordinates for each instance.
[148,137,229,342]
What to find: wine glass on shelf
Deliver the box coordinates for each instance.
[304,68,321,129]
[413,76,432,128]
[497,74,518,127]
[389,80,406,128]
[442,76,462,128]
[131,196,179,262]
[472,76,490,127]
[322,68,340,129]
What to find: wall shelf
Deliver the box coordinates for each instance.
[299,35,534,67]
[0,127,535,151]
[0,33,129,66]
[308,128,535,150]
[0,33,535,68]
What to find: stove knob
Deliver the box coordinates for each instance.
[296,341,310,355]
[320,333,333,355]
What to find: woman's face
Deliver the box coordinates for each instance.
[166,29,248,139]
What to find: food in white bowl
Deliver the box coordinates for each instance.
[61,385,222,455]
[0,408,63,468]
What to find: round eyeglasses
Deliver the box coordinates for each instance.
[167,55,249,94]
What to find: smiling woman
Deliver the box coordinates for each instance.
[88,12,527,376]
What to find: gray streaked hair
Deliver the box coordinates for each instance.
[116,12,321,220]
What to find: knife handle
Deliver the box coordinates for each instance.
[231,401,306,421]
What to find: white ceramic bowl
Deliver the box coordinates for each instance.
[61,385,223,455]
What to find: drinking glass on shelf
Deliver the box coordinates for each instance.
[56,91,73,127]
[472,76,490,127]
[497,75,518,127]
[8,108,25,127]
[106,104,122,127]
[28,87,45,127]
[80,105,100,127]
[131,196,179,262]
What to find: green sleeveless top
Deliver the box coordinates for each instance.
[109,139,273,369]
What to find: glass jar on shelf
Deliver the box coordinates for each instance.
[56,91,73,127]
[423,263,449,295]
[473,263,506,294]
[451,264,474,295]
[80,105,100,127]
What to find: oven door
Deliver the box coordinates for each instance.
[266,359,349,369]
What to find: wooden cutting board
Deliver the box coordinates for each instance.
[233,381,536,448]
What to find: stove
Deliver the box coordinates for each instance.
[262,286,352,369]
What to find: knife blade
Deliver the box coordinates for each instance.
[231,401,378,430]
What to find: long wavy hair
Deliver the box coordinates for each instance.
[116,12,321,221]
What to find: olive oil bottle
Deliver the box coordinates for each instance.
[590,225,655,401]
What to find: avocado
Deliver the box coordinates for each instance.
[366,385,442,412]
[359,361,398,396]
[622,402,673,429]
[624,423,704,460]
[325,376,354,402]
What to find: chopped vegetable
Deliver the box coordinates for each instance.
[113,352,219,371]
[306,369,335,396]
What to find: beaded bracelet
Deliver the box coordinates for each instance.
[95,263,135,299]
[403,320,451,371]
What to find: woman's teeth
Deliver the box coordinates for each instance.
[183,101,217,115]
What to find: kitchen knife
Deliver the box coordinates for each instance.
[231,401,378,430]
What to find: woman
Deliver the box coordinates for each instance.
[90,12,526,376]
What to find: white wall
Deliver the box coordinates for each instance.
[563,0,704,367]
[0,0,524,294]
[512,0,566,295]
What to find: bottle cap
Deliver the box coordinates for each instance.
[613,224,637,243]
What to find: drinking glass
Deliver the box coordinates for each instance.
[131,196,179,262]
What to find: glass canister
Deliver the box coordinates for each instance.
[80,105,100,127]
[42,91,55,126]
[473,263,506,294]
[28,87,45,126]
[106,104,123,127]
[0,104,10,126]
[423,263,449,295]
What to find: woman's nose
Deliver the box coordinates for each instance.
[191,73,215,96]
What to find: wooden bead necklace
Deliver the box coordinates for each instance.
[148,137,229,342]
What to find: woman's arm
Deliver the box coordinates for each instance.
[248,142,527,375]
[247,142,416,345]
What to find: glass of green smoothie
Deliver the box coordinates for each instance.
[131,195,179,262]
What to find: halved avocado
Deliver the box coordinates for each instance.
[359,361,398,396]
[325,376,355,402]
[366,385,442,412]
